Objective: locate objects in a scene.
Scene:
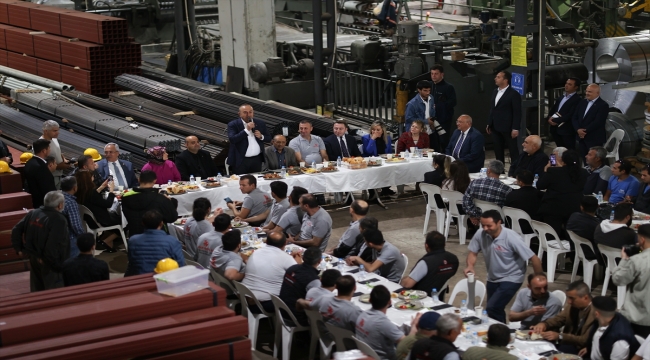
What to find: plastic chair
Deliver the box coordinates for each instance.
[325,322,357,352]
[78,205,128,251]
[636,335,646,345]
[567,230,599,288]
[605,129,625,163]
[421,183,447,235]
[531,220,572,283]
[182,249,194,261]
[440,190,468,245]
[305,309,334,360]
[551,289,567,307]
[448,278,486,307]
[185,259,204,269]
[503,206,536,249]
[209,268,240,311]
[232,281,275,350]
[270,294,311,360]
[597,244,627,309]
[473,199,505,221]
[352,336,381,360]
[400,253,409,279]
[225,157,230,176]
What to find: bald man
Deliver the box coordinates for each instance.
[572,84,609,158]
[175,135,218,180]
[444,115,485,173]
[227,104,271,175]
[508,135,549,177]
[264,135,298,170]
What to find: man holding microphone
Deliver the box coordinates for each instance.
[227,104,271,175]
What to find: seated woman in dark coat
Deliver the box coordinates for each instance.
[74,170,121,252]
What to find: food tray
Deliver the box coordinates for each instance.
[300,167,321,175]
[341,162,368,169]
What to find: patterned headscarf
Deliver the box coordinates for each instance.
[146,146,166,165]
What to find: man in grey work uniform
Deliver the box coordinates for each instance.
[347,228,405,283]
[329,200,368,258]
[289,120,329,164]
[464,210,543,323]
[288,194,332,251]
[267,186,309,237]
[318,274,362,332]
[227,174,273,226]
[509,273,563,330]
[261,181,290,230]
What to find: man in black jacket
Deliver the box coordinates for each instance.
[400,231,458,300]
[11,191,69,291]
[121,170,179,236]
[175,135,218,180]
[635,165,650,214]
[508,135,548,177]
[572,84,610,158]
[579,296,640,359]
[486,71,522,165]
[409,313,462,360]
[62,233,109,287]
[548,78,581,149]
[430,64,456,149]
[24,139,56,208]
[566,196,603,264]
[324,119,361,160]
[505,169,541,219]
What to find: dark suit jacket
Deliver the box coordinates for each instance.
[549,93,581,136]
[537,166,588,218]
[97,159,139,188]
[507,149,549,177]
[226,118,271,168]
[24,157,56,208]
[505,186,541,220]
[324,134,361,160]
[175,149,218,180]
[634,183,650,214]
[444,127,485,173]
[423,168,446,187]
[571,97,609,147]
[487,86,522,133]
[264,146,298,170]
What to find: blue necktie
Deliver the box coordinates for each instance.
[112,162,127,187]
[453,132,465,158]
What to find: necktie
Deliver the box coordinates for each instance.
[112,162,127,188]
[453,132,465,158]
[340,137,350,157]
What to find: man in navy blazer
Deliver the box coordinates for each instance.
[445,115,485,173]
[572,84,609,158]
[548,78,582,149]
[486,71,522,165]
[227,104,271,175]
[324,120,361,160]
[96,143,139,189]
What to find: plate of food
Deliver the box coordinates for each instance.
[358,294,371,303]
[301,167,320,175]
[241,240,250,248]
[167,185,187,195]
[385,157,407,163]
[253,227,264,233]
[551,354,582,360]
[263,172,283,179]
[183,184,201,192]
[242,249,254,256]
[204,182,221,188]
[320,166,338,172]
[173,218,189,225]
[322,255,334,263]
[367,159,382,166]
[394,300,424,311]
[232,221,249,228]
[633,214,650,220]
[397,290,427,300]
[287,166,301,175]
[515,330,544,341]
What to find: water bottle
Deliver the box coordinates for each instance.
[460,299,468,316]
[337,156,342,167]
[533,174,539,188]
[597,191,603,203]
[482,310,489,324]
[311,161,316,168]
[471,331,479,345]
[359,265,366,280]
[242,229,250,243]
[189,174,195,185]
[217,172,222,183]
[431,288,438,304]
[610,210,615,221]
[167,179,172,186]
[280,166,286,178]
[465,325,472,340]
[319,259,326,272]
[338,258,344,271]
[250,231,258,243]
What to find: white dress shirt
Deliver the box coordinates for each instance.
[495,85,509,105]
[242,119,262,157]
[557,92,576,112]
[590,325,630,360]
[584,97,599,117]
[109,161,128,187]
[421,95,431,120]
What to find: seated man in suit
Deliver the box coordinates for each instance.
[324,120,361,161]
[548,77,581,149]
[445,115,485,173]
[572,84,609,158]
[97,143,139,189]
[505,169,541,219]
[508,135,548,177]
[24,139,57,208]
[635,165,650,214]
[226,104,271,175]
[264,135,298,170]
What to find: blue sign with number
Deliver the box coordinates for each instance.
[511,73,524,95]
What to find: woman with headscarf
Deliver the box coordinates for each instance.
[141,146,181,185]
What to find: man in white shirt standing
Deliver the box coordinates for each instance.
[578,296,640,360]
[227,104,271,175]
[40,120,70,189]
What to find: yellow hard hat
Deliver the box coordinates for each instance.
[154,258,179,274]
[0,161,10,173]
[19,152,33,164]
[84,148,102,161]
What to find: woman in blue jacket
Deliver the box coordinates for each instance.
[362,121,395,195]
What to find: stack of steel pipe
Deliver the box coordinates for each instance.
[0,105,131,162]
[0,279,251,359]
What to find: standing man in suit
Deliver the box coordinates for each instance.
[97,143,139,189]
[40,120,71,189]
[264,135,298,170]
[445,115,485,173]
[548,78,581,149]
[430,64,456,150]
[324,120,361,161]
[24,139,56,208]
[227,104,270,175]
[572,84,609,158]
[487,71,522,165]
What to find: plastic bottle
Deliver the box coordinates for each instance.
[280,166,286,178]
[338,258,344,271]
[610,210,615,221]
[359,264,366,280]
[337,156,342,167]
[250,230,258,243]
[533,174,539,188]
[460,299,468,316]
[597,191,603,203]
[311,161,316,168]
[189,174,195,185]
[465,325,472,340]
[431,288,438,305]
[482,310,489,324]
[217,172,222,183]
[471,331,479,345]
[167,180,172,186]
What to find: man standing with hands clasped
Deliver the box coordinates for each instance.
[572,84,609,158]
[487,71,522,165]
[227,104,270,175]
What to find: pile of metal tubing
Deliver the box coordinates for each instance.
[0,275,251,359]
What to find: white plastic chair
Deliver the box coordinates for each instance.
[440,190,468,245]
[567,230,599,288]
[325,322,356,352]
[448,278,486,307]
[551,289,567,307]
[421,183,447,235]
[225,157,230,176]
[473,199,506,221]
[232,281,275,350]
[503,206,536,249]
[78,205,128,251]
[400,253,409,279]
[209,268,241,311]
[604,129,625,163]
[305,309,334,360]
[531,220,572,283]
[636,335,646,345]
[182,249,194,261]
[352,336,381,360]
[185,259,204,269]
[270,294,311,360]
[597,244,627,309]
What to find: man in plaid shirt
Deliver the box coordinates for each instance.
[463,160,512,224]
[61,176,86,259]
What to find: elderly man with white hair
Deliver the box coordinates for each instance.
[40,120,70,189]
[508,135,548,177]
[96,142,139,189]
[11,191,69,291]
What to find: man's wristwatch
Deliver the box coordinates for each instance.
[558,333,563,341]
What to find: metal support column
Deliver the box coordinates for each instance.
[313,0,337,113]
[174,0,186,77]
